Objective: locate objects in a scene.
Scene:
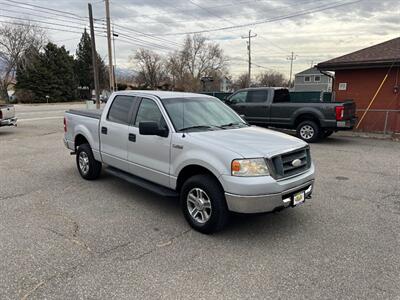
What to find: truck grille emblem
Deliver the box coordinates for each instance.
[292,159,302,167]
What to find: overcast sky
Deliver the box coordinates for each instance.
[1,0,399,79]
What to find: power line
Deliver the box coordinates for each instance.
[151,0,363,36]
[2,0,87,20]
[114,32,177,51]
[0,1,177,52]
[0,14,105,34]
[0,7,89,26]
[0,19,103,35]
[109,23,183,48]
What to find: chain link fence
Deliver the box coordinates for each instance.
[356,109,400,134]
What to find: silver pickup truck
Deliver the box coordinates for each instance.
[64,91,315,233]
[0,105,17,127]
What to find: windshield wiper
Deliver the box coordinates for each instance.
[218,122,248,128]
[178,125,214,132]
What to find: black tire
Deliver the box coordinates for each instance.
[296,120,320,143]
[180,174,229,234]
[76,143,102,180]
[322,130,334,138]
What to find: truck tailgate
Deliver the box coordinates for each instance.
[342,101,356,120]
[0,105,15,120]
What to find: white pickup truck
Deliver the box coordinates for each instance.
[64,91,315,233]
[0,105,17,127]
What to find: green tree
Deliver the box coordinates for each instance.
[16,42,78,102]
[75,29,108,95]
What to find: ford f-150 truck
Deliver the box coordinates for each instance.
[0,104,17,127]
[64,91,315,233]
[225,87,356,142]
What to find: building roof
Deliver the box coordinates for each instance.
[317,37,400,70]
[295,67,333,76]
[296,67,323,76]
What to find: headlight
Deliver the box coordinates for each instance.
[231,158,270,177]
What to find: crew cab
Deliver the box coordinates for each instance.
[0,104,17,127]
[64,91,315,233]
[225,87,356,142]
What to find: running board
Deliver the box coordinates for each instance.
[104,166,179,198]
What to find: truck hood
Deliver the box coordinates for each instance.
[193,126,308,158]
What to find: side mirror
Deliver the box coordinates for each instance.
[139,121,168,137]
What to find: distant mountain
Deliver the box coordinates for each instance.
[115,67,137,79]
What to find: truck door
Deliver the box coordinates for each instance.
[244,90,269,124]
[100,95,138,172]
[269,89,293,126]
[227,91,247,116]
[127,97,171,187]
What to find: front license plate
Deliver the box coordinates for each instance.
[293,191,305,206]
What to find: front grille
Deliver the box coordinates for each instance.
[268,147,311,179]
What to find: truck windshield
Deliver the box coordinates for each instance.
[162,97,248,132]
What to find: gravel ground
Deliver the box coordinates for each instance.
[0,104,399,300]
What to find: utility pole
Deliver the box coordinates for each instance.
[287,51,297,88]
[88,3,100,109]
[112,27,118,91]
[105,0,114,92]
[241,30,257,87]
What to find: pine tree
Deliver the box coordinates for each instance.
[75,29,108,97]
[16,43,78,102]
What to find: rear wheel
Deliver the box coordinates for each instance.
[76,143,102,180]
[180,174,229,234]
[296,120,320,143]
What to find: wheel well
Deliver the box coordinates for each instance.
[75,134,89,150]
[176,165,222,192]
[294,114,321,128]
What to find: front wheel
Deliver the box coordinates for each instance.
[180,174,229,234]
[296,120,320,143]
[76,143,102,180]
[322,130,334,138]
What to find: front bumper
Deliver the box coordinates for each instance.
[0,117,17,127]
[225,180,314,213]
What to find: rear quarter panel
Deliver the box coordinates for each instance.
[64,112,101,159]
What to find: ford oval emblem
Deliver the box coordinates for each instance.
[292,159,302,167]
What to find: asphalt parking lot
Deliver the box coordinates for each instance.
[1,103,399,300]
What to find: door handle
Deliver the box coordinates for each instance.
[101,127,107,134]
[128,133,136,142]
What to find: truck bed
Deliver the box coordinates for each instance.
[67,109,103,119]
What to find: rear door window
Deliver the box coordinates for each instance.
[246,90,268,103]
[107,96,137,124]
[273,89,291,103]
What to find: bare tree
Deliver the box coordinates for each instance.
[166,34,227,91]
[131,49,166,89]
[232,73,250,90]
[0,23,46,102]
[256,71,288,87]
[165,51,187,91]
